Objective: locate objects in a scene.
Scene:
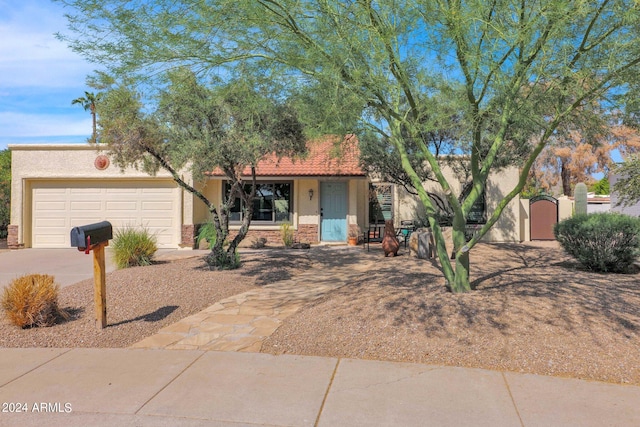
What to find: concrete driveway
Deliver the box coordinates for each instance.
[0,248,119,290]
[0,248,209,291]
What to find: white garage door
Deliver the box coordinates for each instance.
[31,180,180,248]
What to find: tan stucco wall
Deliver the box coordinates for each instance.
[192,180,219,224]
[395,165,522,242]
[9,144,194,246]
[558,196,574,221]
[519,199,530,242]
[298,179,319,226]
[355,179,368,229]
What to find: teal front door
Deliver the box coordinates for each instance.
[320,182,347,241]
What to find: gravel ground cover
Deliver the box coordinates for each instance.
[1,241,639,385]
[0,250,311,348]
[261,242,640,385]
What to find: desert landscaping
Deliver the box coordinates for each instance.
[1,241,638,386]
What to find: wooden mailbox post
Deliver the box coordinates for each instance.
[71,221,112,329]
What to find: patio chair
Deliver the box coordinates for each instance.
[363,224,384,252]
[396,220,415,248]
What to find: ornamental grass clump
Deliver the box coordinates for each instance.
[1,274,69,328]
[112,226,157,269]
[280,222,294,247]
[196,219,217,250]
[554,213,640,273]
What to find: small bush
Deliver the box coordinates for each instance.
[112,226,158,269]
[196,220,217,250]
[1,274,69,328]
[554,213,640,273]
[280,222,294,247]
[205,248,241,270]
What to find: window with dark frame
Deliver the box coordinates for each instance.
[369,183,393,224]
[226,182,293,223]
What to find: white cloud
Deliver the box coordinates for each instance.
[0,0,98,147]
[0,111,92,138]
[0,1,95,88]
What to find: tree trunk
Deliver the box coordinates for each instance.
[206,207,239,270]
[429,212,473,293]
[451,250,471,292]
[206,175,256,270]
[91,109,97,144]
[449,214,472,293]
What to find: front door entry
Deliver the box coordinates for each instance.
[320,182,347,241]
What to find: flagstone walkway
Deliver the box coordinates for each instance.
[131,247,377,352]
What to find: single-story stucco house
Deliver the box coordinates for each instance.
[8,137,526,249]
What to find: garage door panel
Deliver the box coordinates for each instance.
[154,235,173,245]
[34,187,67,195]
[110,221,153,230]
[142,187,174,193]
[35,201,67,211]
[70,187,103,194]
[70,217,104,226]
[141,218,173,227]
[70,201,103,211]
[106,188,138,194]
[106,201,139,210]
[141,201,174,211]
[34,218,67,228]
[32,181,179,248]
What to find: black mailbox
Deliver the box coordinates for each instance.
[71,221,113,251]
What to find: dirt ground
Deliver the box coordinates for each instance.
[262,242,640,385]
[1,241,639,385]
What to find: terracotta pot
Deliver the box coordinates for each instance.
[348,237,358,246]
[381,220,400,257]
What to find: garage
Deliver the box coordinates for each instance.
[30,180,181,248]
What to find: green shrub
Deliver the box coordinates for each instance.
[1,274,69,328]
[205,248,241,270]
[280,222,294,247]
[196,220,217,249]
[111,226,158,269]
[554,213,640,273]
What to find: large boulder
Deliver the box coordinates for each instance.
[409,228,434,259]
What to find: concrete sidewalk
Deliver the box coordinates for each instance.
[0,348,639,426]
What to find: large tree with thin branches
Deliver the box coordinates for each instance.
[57,0,640,292]
[95,70,306,269]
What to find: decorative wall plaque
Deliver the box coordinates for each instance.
[94,155,110,170]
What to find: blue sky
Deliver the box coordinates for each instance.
[0,0,97,150]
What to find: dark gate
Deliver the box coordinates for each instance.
[530,195,558,240]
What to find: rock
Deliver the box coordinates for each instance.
[290,242,311,250]
[408,228,434,259]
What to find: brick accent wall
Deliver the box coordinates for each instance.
[7,225,21,249]
[181,224,196,248]
[227,224,319,248]
[296,224,319,244]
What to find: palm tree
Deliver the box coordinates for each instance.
[72,91,102,143]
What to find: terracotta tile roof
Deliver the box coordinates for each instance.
[208,135,366,177]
